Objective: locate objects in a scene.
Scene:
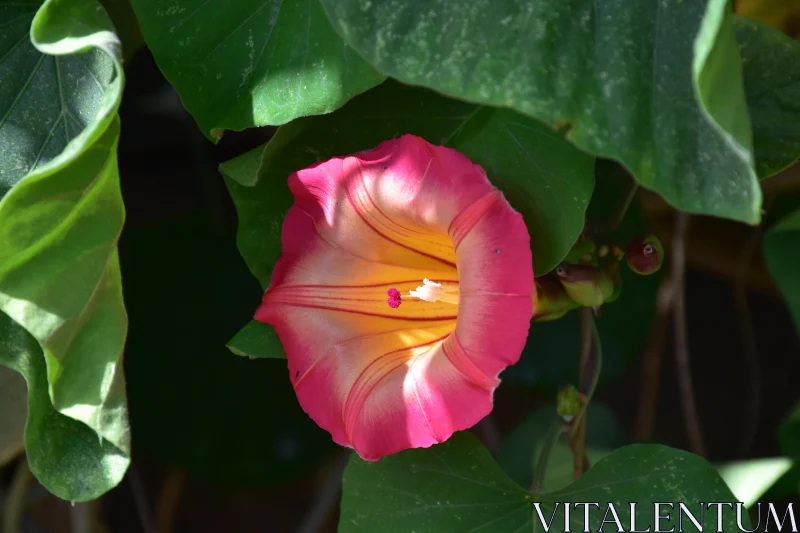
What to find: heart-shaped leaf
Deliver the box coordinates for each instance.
[0,0,130,500]
[129,0,386,139]
[320,0,762,224]
[340,431,746,532]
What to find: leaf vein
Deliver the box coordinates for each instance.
[0,53,45,130]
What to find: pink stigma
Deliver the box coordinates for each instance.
[386,288,402,309]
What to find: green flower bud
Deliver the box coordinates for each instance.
[532,276,579,321]
[555,264,605,307]
[556,384,583,422]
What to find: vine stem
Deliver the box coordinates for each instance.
[530,420,566,495]
[569,307,603,480]
[570,309,603,441]
[670,212,707,458]
[634,210,692,443]
[529,309,602,493]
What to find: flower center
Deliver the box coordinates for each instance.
[408,278,459,305]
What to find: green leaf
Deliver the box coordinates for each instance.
[497,402,627,490]
[128,0,386,140]
[0,311,127,500]
[717,457,794,507]
[763,207,800,335]
[735,15,800,178]
[227,319,285,359]
[542,445,749,531]
[340,432,746,532]
[448,108,595,274]
[121,214,334,486]
[320,0,762,224]
[757,464,800,504]
[0,0,130,499]
[222,79,594,285]
[340,431,534,532]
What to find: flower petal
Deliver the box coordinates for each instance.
[348,340,500,460]
[280,134,497,273]
[452,189,534,377]
[256,134,533,460]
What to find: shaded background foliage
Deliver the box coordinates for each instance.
[1,0,800,531]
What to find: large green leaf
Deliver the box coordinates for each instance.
[0,311,128,500]
[223,79,594,287]
[341,431,534,532]
[735,15,800,178]
[340,432,745,532]
[129,0,386,140]
[0,0,130,499]
[763,207,800,335]
[320,0,762,224]
[542,445,748,531]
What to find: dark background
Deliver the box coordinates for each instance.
[3,41,798,532]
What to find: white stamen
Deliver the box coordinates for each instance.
[408,278,459,305]
[409,278,444,302]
